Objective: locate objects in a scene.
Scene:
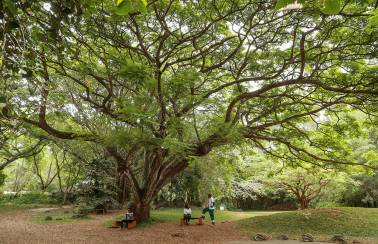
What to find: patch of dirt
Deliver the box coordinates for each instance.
[0,209,249,244]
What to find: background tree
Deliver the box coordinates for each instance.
[1,0,377,220]
[272,168,331,209]
[76,158,118,213]
[52,146,83,205]
[31,149,59,191]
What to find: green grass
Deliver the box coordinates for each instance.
[239,207,378,242]
[31,209,90,225]
[104,207,281,228]
[0,202,54,212]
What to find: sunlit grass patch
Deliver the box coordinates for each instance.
[239,207,378,242]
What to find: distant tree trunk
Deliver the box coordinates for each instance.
[299,197,310,210]
[32,155,57,191]
[116,174,130,205]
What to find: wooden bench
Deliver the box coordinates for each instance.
[114,220,137,229]
[92,209,105,214]
[179,217,203,226]
[127,220,137,229]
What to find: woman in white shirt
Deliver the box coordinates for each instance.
[183,202,192,225]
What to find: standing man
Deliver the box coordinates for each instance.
[202,193,215,225]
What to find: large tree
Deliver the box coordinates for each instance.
[1,0,377,220]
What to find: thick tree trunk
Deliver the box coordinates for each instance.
[62,191,67,205]
[299,197,309,210]
[134,202,151,222]
[107,146,191,222]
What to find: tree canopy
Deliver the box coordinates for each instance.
[1,0,377,220]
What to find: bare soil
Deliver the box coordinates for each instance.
[0,208,250,244]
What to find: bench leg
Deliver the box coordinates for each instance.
[179,218,184,226]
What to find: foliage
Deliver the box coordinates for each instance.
[75,159,119,213]
[115,0,147,15]
[0,192,56,205]
[276,0,342,14]
[270,167,333,209]
[311,173,351,208]
[341,173,378,208]
[157,161,201,206]
[1,0,377,220]
[2,159,36,193]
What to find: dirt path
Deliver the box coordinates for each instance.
[0,208,250,244]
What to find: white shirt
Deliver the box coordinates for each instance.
[126,212,134,220]
[184,208,192,215]
[208,197,215,209]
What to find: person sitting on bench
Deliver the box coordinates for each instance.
[121,207,134,229]
[183,202,192,225]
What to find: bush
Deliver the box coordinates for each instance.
[0,192,57,205]
[72,202,93,218]
[74,159,119,213]
[50,191,77,204]
[341,173,378,208]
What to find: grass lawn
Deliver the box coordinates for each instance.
[104,207,282,227]
[239,207,378,242]
[31,209,90,224]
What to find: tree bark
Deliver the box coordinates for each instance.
[107,146,191,222]
[299,197,309,210]
[134,201,151,222]
[116,174,129,205]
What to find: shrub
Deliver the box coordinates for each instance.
[74,159,119,212]
[0,192,57,205]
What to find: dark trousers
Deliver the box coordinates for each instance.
[183,214,191,224]
[202,207,215,221]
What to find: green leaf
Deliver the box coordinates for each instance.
[115,0,132,15]
[4,0,18,16]
[322,0,342,15]
[367,9,378,31]
[275,0,295,10]
[139,0,147,13]
[115,0,147,16]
